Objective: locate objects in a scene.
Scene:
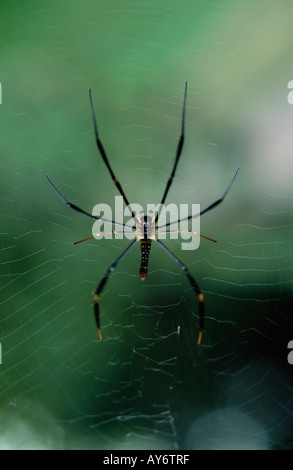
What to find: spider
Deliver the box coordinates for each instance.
[44,82,239,345]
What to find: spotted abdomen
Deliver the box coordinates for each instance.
[139,239,152,280]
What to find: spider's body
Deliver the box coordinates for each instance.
[136,213,156,280]
[139,238,152,281]
[44,83,239,344]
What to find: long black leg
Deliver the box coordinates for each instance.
[89,90,137,221]
[156,82,187,222]
[199,167,240,217]
[156,168,240,230]
[94,239,138,341]
[155,239,204,345]
[43,171,129,229]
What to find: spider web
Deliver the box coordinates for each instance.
[0,0,293,450]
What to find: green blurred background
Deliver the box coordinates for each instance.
[0,0,292,449]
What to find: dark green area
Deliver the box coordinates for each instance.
[0,0,292,449]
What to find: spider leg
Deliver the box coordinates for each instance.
[74,230,139,245]
[156,82,187,222]
[200,167,240,217]
[43,171,98,219]
[155,239,204,345]
[94,239,138,341]
[89,90,137,221]
[43,171,129,229]
[155,229,217,243]
[157,168,240,230]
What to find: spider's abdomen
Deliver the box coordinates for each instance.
[139,239,152,280]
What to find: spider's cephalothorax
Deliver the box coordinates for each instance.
[44,82,239,344]
[136,213,156,280]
